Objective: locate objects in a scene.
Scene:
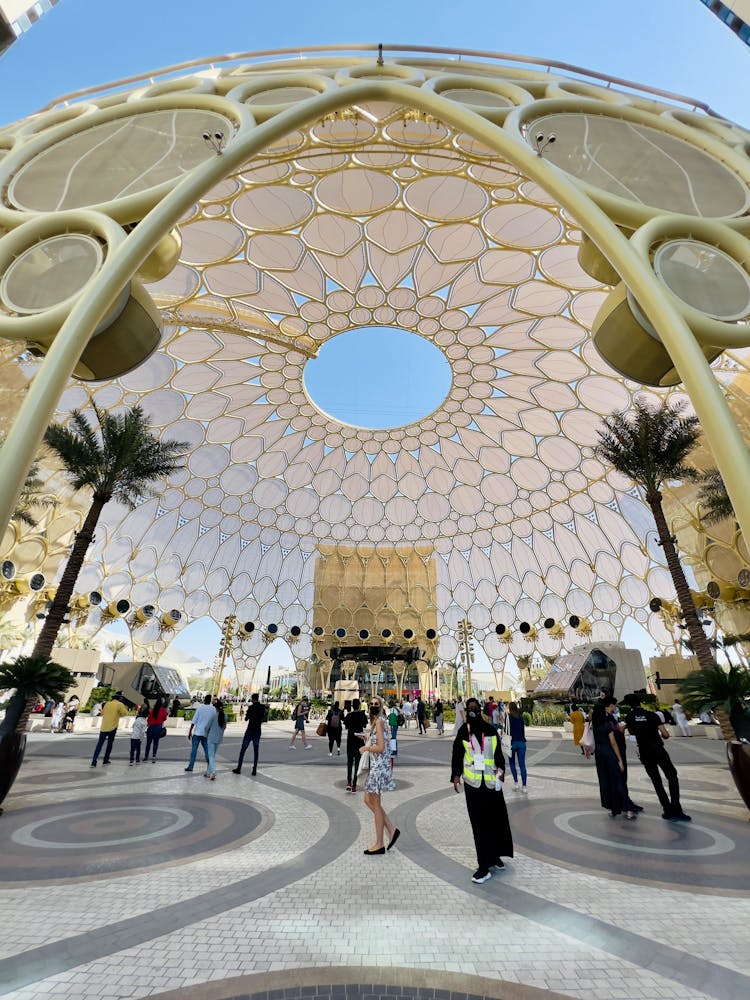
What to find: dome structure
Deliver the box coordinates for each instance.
[1,46,750,678]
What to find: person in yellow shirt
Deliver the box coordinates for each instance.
[569,703,586,755]
[91,692,130,767]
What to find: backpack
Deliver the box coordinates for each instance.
[330,708,341,728]
[388,708,398,727]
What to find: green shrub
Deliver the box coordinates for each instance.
[442,708,456,723]
[83,686,116,712]
[268,707,291,721]
[522,711,532,727]
[531,705,568,726]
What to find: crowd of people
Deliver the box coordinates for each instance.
[75,684,705,885]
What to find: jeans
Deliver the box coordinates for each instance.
[186,734,208,770]
[129,738,141,763]
[206,740,219,775]
[92,728,117,764]
[144,723,162,760]
[509,740,527,785]
[237,730,260,772]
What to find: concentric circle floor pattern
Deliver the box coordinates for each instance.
[1,726,749,1000]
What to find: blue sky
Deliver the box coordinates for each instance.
[1,1,747,127]
[2,1,744,678]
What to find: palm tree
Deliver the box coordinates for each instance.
[32,405,187,660]
[0,655,74,739]
[697,468,734,526]
[106,638,129,661]
[678,664,750,741]
[0,654,74,809]
[595,399,715,670]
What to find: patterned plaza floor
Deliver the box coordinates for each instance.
[0,722,748,1000]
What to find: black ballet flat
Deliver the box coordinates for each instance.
[363,847,385,855]
[387,828,401,851]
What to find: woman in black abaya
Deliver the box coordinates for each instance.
[451,696,514,883]
[592,695,638,820]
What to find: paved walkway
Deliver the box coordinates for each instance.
[1,722,748,1000]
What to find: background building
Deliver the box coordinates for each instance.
[0,1,59,54]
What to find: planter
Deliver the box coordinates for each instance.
[0,731,27,813]
[727,741,750,815]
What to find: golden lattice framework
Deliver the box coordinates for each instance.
[1,48,750,673]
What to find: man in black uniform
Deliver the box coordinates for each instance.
[232,693,268,776]
[623,695,691,822]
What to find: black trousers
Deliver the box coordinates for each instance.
[641,746,681,812]
[237,730,260,771]
[328,727,342,751]
[346,740,360,786]
[464,781,514,871]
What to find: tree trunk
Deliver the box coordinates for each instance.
[714,706,735,743]
[647,491,716,671]
[16,693,39,735]
[32,494,108,661]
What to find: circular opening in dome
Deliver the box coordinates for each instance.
[303,327,451,430]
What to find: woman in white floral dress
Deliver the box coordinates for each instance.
[359,694,399,855]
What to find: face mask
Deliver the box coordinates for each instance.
[370,705,380,715]
[467,709,478,719]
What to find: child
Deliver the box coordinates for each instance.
[130,709,148,765]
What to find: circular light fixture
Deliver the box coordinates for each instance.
[653,240,750,322]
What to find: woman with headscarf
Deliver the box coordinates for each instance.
[592,695,638,820]
[451,696,513,884]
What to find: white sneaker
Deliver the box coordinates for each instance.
[304,744,312,750]
[513,783,520,792]
[521,786,528,794]
[329,752,333,756]
[289,745,296,750]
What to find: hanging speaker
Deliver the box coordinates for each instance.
[495,624,508,636]
[313,626,324,636]
[89,590,103,606]
[404,628,414,640]
[0,216,161,382]
[135,604,155,623]
[359,629,370,640]
[335,627,346,639]
[290,625,301,637]
[161,609,181,627]
[426,628,437,640]
[267,623,279,635]
[1,559,16,581]
[241,621,255,635]
[381,628,392,639]
[738,568,750,589]
[107,599,130,617]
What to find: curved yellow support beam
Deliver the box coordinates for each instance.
[0,78,749,548]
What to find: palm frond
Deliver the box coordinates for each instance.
[44,405,188,505]
[697,468,734,526]
[678,664,750,714]
[595,399,701,494]
[0,655,74,701]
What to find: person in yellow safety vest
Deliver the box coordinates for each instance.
[451,696,514,884]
